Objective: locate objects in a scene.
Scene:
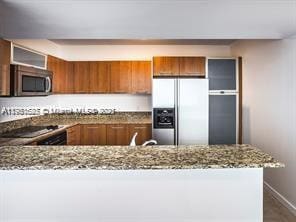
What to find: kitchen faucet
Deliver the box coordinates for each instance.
[129,132,157,146]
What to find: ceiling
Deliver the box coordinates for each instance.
[1,0,296,39]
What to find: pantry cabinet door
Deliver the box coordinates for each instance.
[208,59,237,91]
[209,95,237,144]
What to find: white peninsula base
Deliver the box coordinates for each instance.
[0,168,263,222]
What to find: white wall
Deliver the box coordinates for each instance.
[60,44,231,61]
[231,39,296,213]
[10,39,232,60]
[0,94,151,122]
[0,40,231,123]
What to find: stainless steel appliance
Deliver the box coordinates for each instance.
[10,65,52,96]
[153,78,209,145]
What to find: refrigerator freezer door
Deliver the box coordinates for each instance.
[152,78,175,145]
[152,79,175,108]
[178,79,209,145]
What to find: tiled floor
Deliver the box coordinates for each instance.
[264,190,296,222]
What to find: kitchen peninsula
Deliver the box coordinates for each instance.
[0,144,283,222]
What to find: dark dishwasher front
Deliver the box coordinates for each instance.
[37,131,67,145]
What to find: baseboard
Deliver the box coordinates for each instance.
[264,181,296,217]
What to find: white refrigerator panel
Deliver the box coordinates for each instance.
[152,79,175,108]
[178,79,209,145]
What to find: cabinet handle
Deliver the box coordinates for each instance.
[159,72,172,74]
[184,72,203,75]
[134,127,147,129]
[111,126,124,129]
[135,91,149,94]
[86,126,100,129]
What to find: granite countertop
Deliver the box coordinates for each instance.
[32,112,152,125]
[0,112,152,146]
[0,125,72,146]
[0,144,284,170]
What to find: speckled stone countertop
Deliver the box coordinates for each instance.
[0,112,151,134]
[0,144,284,170]
[0,112,151,145]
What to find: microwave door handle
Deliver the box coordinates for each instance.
[45,77,51,93]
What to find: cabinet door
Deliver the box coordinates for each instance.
[0,39,10,96]
[89,61,110,93]
[65,61,74,93]
[106,124,129,145]
[48,55,65,93]
[131,61,151,94]
[128,124,152,145]
[67,125,81,145]
[153,57,179,76]
[81,124,106,145]
[110,61,132,93]
[208,59,237,91]
[179,57,206,77]
[209,95,237,144]
[73,61,90,93]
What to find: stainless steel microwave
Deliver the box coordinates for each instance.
[10,65,52,96]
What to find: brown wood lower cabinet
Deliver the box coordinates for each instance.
[65,123,152,146]
[106,124,130,145]
[128,124,152,145]
[67,125,81,145]
[80,124,106,145]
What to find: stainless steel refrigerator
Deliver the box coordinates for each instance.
[152,78,209,145]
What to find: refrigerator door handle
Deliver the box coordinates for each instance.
[174,79,178,145]
[177,78,180,145]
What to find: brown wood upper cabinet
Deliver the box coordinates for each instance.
[48,58,151,94]
[89,61,110,93]
[131,61,151,94]
[47,55,74,93]
[153,56,206,77]
[0,39,11,96]
[110,61,132,93]
[179,57,206,76]
[128,124,152,145]
[106,124,130,145]
[73,61,90,93]
[80,124,107,145]
[153,57,179,76]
